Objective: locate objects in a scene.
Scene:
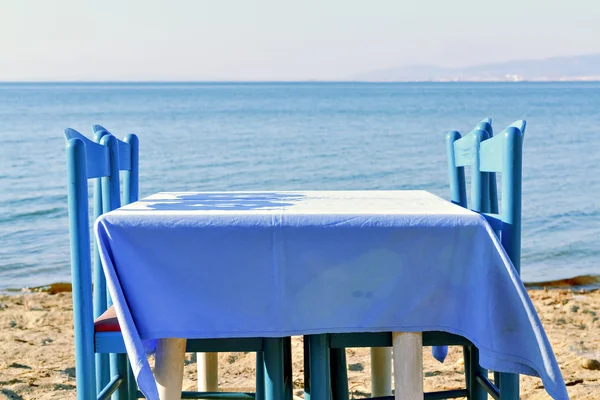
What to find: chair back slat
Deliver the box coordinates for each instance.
[65,128,110,179]
[117,140,132,171]
[93,125,133,171]
[453,128,491,212]
[93,125,139,205]
[479,123,525,171]
[452,131,479,167]
[479,137,504,172]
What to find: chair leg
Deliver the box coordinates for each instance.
[499,372,519,400]
[330,348,349,400]
[283,337,293,400]
[127,360,137,400]
[494,371,501,390]
[74,334,96,400]
[264,338,285,400]
[256,352,265,400]
[303,336,311,400]
[370,347,392,397]
[109,354,116,399]
[462,346,471,390]
[309,334,331,400]
[111,353,129,399]
[468,346,487,400]
[96,353,110,396]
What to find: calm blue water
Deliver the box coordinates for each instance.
[1,82,599,291]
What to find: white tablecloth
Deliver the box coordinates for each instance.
[95,190,567,400]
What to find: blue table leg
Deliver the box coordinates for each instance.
[330,348,348,400]
[468,346,487,400]
[256,352,265,400]
[463,347,471,390]
[264,338,285,400]
[499,372,519,400]
[303,336,311,400]
[284,337,293,400]
[309,334,331,400]
[494,371,501,390]
[127,360,137,400]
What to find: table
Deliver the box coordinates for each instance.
[95,191,568,400]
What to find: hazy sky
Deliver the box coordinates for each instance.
[1,0,599,81]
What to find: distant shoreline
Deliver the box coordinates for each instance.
[2,80,600,84]
[2,274,599,295]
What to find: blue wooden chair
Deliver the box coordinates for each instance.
[65,127,288,400]
[438,117,496,380]
[305,120,525,400]
[316,118,496,400]
[447,119,526,400]
[91,125,287,400]
[65,128,136,399]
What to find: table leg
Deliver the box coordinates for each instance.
[263,338,285,400]
[197,352,219,394]
[303,336,311,400]
[392,332,423,400]
[256,352,265,400]
[370,347,392,397]
[309,334,331,400]
[156,338,186,400]
[499,372,519,400]
[331,348,349,400]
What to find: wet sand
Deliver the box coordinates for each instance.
[1,289,599,399]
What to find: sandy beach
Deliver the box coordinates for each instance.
[1,288,599,399]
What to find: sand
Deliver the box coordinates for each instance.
[1,289,599,399]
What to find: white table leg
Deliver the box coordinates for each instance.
[197,352,219,392]
[156,338,187,400]
[370,347,392,397]
[392,332,423,400]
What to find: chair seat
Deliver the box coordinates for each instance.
[94,306,120,332]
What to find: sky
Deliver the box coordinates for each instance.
[1,0,600,81]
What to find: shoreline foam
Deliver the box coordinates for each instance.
[3,274,599,296]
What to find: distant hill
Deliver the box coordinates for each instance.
[353,54,600,82]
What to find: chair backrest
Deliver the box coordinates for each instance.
[446,118,494,211]
[64,128,121,393]
[74,125,139,313]
[446,120,526,273]
[93,125,139,205]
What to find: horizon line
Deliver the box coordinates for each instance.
[2,79,600,84]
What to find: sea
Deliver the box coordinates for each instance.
[1,82,599,292]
